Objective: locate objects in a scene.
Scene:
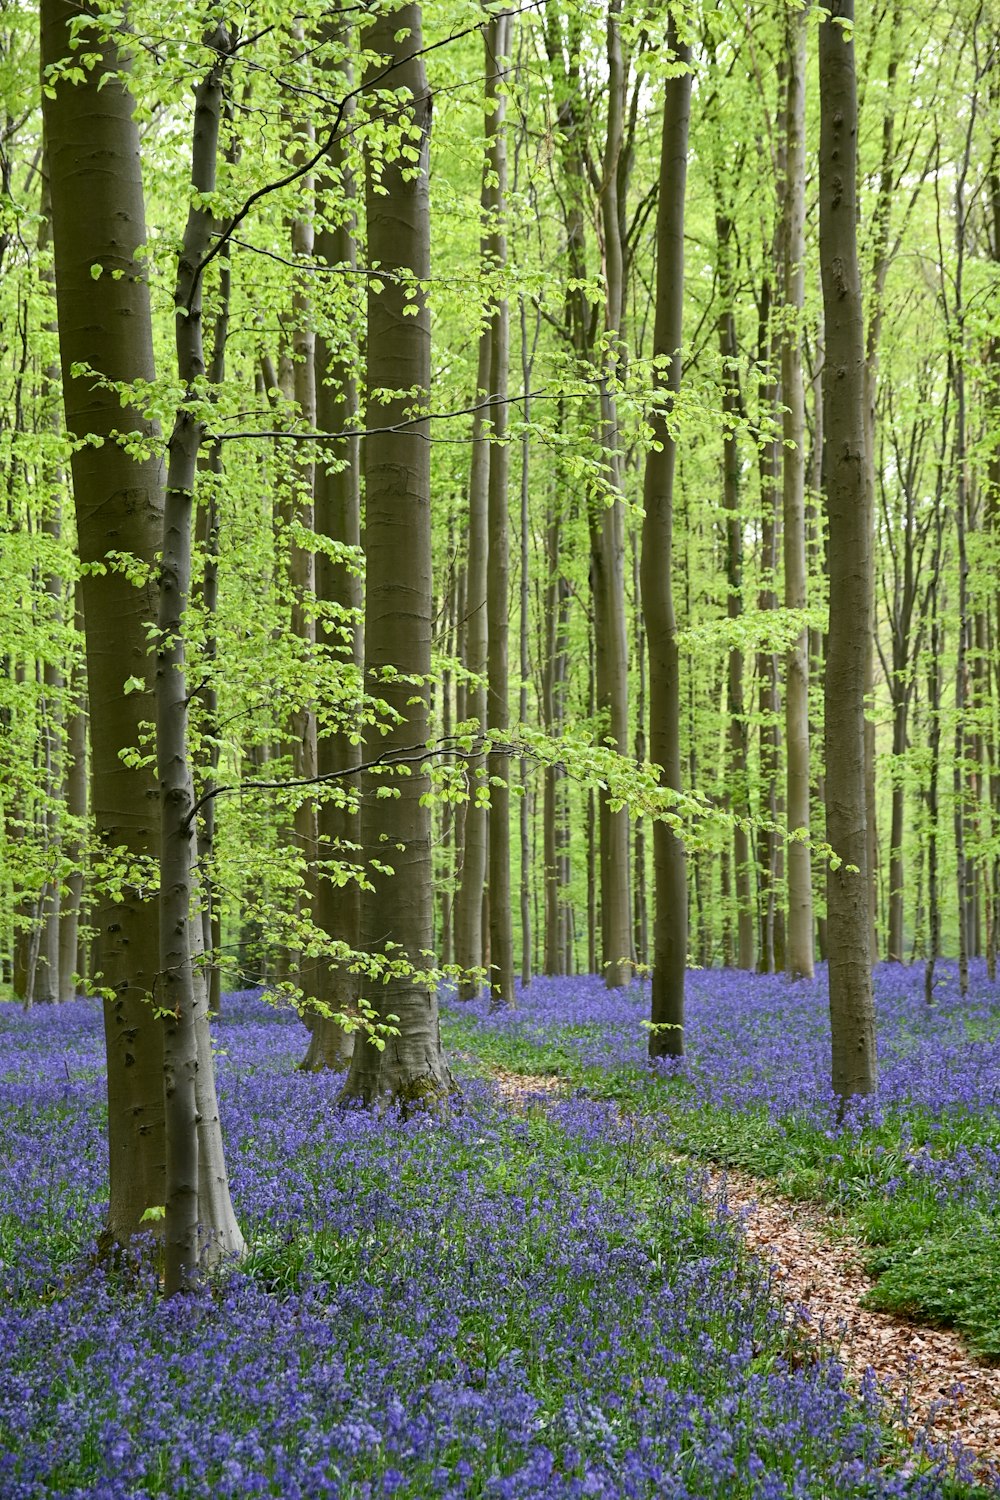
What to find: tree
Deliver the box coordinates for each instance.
[41,0,172,1240]
[781,0,814,981]
[485,11,515,1008]
[641,15,690,1062]
[818,0,877,1102]
[340,0,453,1107]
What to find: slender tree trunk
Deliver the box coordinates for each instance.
[518,296,533,989]
[587,636,598,975]
[641,21,690,1060]
[950,103,978,997]
[715,209,755,971]
[303,19,362,1071]
[542,510,561,976]
[452,70,495,1002]
[340,3,452,1107]
[633,538,648,969]
[782,3,814,980]
[809,334,829,963]
[593,0,632,988]
[59,587,87,1000]
[286,52,321,1014]
[755,276,782,975]
[818,0,876,1101]
[159,26,244,1292]
[194,138,234,1019]
[485,14,514,1008]
[887,692,908,963]
[924,560,943,1004]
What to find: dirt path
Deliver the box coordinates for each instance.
[485,1065,1000,1479]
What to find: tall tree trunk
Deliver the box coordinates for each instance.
[452,71,495,1002]
[633,538,648,969]
[781,2,814,980]
[194,122,234,1019]
[518,295,534,989]
[862,0,905,966]
[808,339,829,963]
[58,586,87,1000]
[303,18,362,1071]
[286,46,321,1014]
[542,503,563,975]
[485,14,514,1008]
[592,0,632,988]
[159,25,244,1291]
[715,209,755,971]
[949,84,979,999]
[818,0,876,1101]
[641,20,690,1060]
[340,3,452,1107]
[924,543,943,1004]
[42,0,168,1241]
[755,276,782,975]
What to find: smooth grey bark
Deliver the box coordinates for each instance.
[485,14,514,1008]
[35,491,64,1004]
[452,104,494,1003]
[808,337,829,963]
[878,390,935,963]
[923,512,945,1004]
[632,537,648,970]
[542,499,570,975]
[863,0,904,967]
[302,17,361,1072]
[948,80,979,1000]
[818,0,876,1102]
[754,262,785,976]
[438,543,456,969]
[781,3,814,980]
[339,2,452,1107]
[58,587,87,1000]
[713,206,755,972]
[593,0,633,988]
[194,211,230,1018]
[543,1,631,985]
[287,52,321,1013]
[987,114,1000,981]
[41,0,167,1240]
[160,26,243,1291]
[640,19,690,1060]
[518,294,534,989]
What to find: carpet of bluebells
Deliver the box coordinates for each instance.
[445,960,1000,1360]
[0,972,995,1499]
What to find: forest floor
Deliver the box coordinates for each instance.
[2,965,999,1498]
[484,1062,1000,1471]
[442,959,1000,1487]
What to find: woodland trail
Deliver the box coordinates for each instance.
[485,1064,1000,1481]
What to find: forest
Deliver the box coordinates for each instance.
[2,0,1000,1494]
